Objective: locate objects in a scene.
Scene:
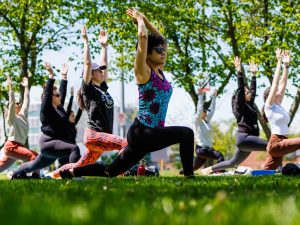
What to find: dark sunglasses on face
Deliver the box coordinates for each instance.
[53,93,60,98]
[154,46,167,54]
[99,65,107,71]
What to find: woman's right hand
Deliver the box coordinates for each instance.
[233,56,242,72]
[81,27,88,41]
[7,76,12,87]
[282,50,291,67]
[126,8,145,21]
[21,77,29,87]
[276,48,282,61]
[45,62,54,79]
[249,61,258,76]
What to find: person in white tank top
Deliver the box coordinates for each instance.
[263,49,300,170]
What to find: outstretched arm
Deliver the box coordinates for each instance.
[277,50,290,104]
[206,91,217,121]
[249,61,257,105]
[66,87,74,117]
[6,76,15,125]
[126,8,151,84]
[143,14,164,38]
[59,63,68,106]
[19,77,30,117]
[98,30,108,83]
[234,56,245,106]
[41,63,55,113]
[82,27,92,84]
[74,108,82,125]
[265,49,283,106]
[195,88,204,122]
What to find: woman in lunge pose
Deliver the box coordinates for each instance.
[263,49,298,170]
[59,9,194,179]
[0,76,38,172]
[50,27,128,179]
[11,63,81,178]
[180,89,224,174]
[201,57,268,175]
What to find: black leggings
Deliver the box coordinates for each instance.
[13,134,80,176]
[73,118,194,177]
[193,145,224,170]
[211,132,267,171]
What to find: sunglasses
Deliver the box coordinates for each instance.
[99,65,107,70]
[154,47,167,54]
[53,93,61,98]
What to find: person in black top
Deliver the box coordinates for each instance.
[201,57,268,175]
[57,86,83,167]
[12,63,81,178]
[49,27,127,179]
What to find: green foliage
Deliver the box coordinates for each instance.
[0,176,300,225]
[212,119,237,158]
[101,152,118,165]
[0,0,83,97]
[169,144,182,169]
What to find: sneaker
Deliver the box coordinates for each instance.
[200,166,213,176]
[30,171,41,179]
[59,169,74,179]
[7,171,14,180]
[11,172,30,180]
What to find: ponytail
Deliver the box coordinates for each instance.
[261,105,268,123]
[262,86,271,123]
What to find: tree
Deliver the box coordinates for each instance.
[0,0,84,146]
[0,0,83,92]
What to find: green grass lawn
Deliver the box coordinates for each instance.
[0,174,300,225]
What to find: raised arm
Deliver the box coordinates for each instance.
[59,63,68,106]
[206,91,217,121]
[41,62,55,112]
[249,61,257,105]
[98,30,108,83]
[74,108,82,125]
[6,76,15,125]
[277,50,290,104]
[234,56,245,106]
[82,27,92,84]
[142,14,164,38]
[19,77,30,117]
[195,88,204,122]
[66,87,74,117]
[126,8,151,84]
[265,49,282,106]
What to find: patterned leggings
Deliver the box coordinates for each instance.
[52,128,127,178]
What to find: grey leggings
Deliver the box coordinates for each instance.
[13,134,80,176]
[211,132,267,171]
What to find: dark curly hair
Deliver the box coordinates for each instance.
[136,33,168,54]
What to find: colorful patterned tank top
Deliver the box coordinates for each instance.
[137,69,173,128]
